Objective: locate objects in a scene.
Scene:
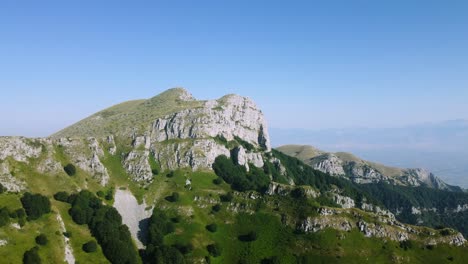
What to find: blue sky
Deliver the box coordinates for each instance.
[1,0,467,137]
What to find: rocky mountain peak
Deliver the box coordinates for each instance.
[46,88,272,183]
[148,87,195,102]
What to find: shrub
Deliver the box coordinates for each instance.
[15,208,26,219]
[220,192,233,202]
[212,178,223,185]
[206,223,217,233]
[64,164,76,176]
[35,234,48,246]
[166,171,175,178]
[174,243,194,254]
[23,246,41,264]
[207,243,222,257]
[63,231,72,238]
[82,240,98,253]
[238,231,257,242]
[104,192,113,201]
[96,191,105,198]
[291,188,307,199]
[0,207,9,227]
[399,240,413,251]
[440,229,451,236]
[261,257,281,264]
[171,216,182,223]
[0,182,6,193]
[54,191,70,202]
[212,204,221,213]
[166,192,180,202]
[20,192,51,220]
[9,209,18,218]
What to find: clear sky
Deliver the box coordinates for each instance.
[1,0,467,137]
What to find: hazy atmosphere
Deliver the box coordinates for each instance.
[1,0,468,137]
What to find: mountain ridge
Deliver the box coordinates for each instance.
[1,88,468,263]
[277,144,461,191]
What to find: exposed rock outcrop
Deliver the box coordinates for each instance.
[298,207,466,246]
[0,137,42,162]
[151,94,271,151]
[57,137,109,185]
[0,160,26,192]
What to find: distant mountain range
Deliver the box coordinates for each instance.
[270,120,468,188]
[277,145,462,192]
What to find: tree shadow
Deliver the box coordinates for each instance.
[138,217,150,246]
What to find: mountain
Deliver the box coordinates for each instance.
[277,145,461,192]
[1,88,468,263]
[270,121,468,188]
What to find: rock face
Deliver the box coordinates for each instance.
[0,137,42,162]
[402,168,453,190]
[134,92,270,180]
[312,154,345,176]
[151,94,270,151]
[0,160,26,192]
[298,207,466,246]
[57,138,110,186]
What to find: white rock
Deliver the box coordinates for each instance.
[56,213,75,264]
[0,161,26,192]
[113,189,153,249]
[151,94,271,151]
[0,137,42,162]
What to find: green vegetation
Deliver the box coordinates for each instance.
[142,209,185,264]
[0,183,6,193]
[35,234,48,245]
[207,243,222,257]
[149,153,160,175]
[212,155,269,192]
[166,192,180,202]
[23,246,41,264]
[67,190,140,263]
[20,192,51,221]
[53,191,69,202]
[234,136,255,151]
[0,207,9,227]
[206,223,218,233]
[63,163,76,176]
[52,88,204,138]
[82,240,98,253]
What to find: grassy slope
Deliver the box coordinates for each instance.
[52,88,204,138]
[1,142,468,263]
[137,171,468,264]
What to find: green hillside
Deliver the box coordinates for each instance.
[1,144,468,263]
[52,88,204,138]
